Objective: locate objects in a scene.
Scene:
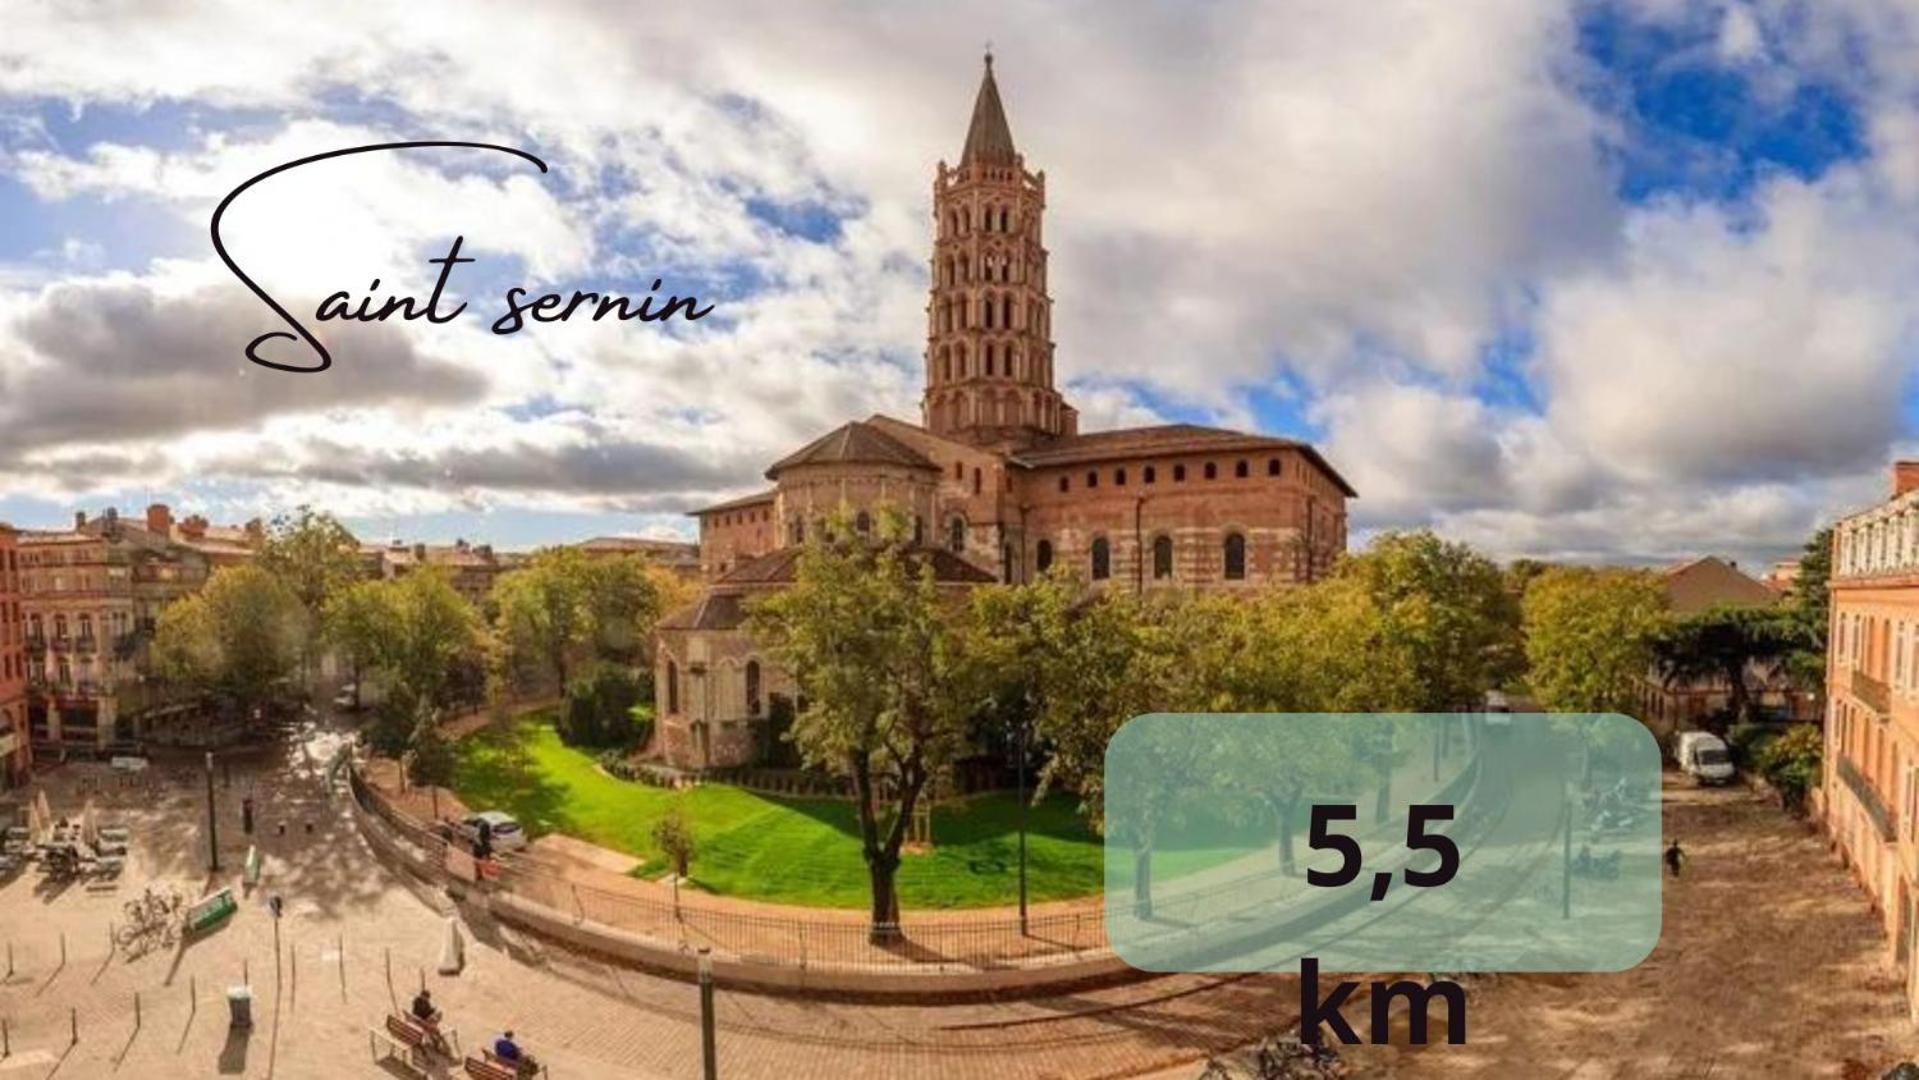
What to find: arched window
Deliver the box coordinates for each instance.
[1144,465,1157,484]
[1224,532,1247,580]
[949,516,968,554]
[1235,459,1249,478]
[1002,295,1012,327]
[789,518,804,544]
[1115,467,1127,486]
[855,511,872,534]
[1205,462,1219,480]
[1091,537,1111,581]
[999,207,1010,231]
[1268,457,1281,476]
[1036,540,1053,572]
[1057,476,1069,493]
[746,661,762,717]
[983,295,995,329]
[666,661,680,714]
[973,467,983,495]
[1002,544,1014,583]
[1086,470,1099,489]
[1153,535,1173,580]
[1174,464,1187,482]
[984,344,995,376]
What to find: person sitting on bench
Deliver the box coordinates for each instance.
[409,989,450,1055]
[493,1030,540,1076]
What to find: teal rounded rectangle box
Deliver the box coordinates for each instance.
[1102,713,1662,974]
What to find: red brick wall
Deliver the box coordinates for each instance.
[0,527,28,787]
[698,500,777,577]
[1016,447,1347,590]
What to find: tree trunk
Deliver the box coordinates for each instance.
[867,856,901,943]
[1275,797,1297,874]
[1133,843,1154,919]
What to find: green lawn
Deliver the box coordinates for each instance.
[451,718,1107,909]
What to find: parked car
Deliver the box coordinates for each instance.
[444,811,528,854]
[1675,731,1735,785]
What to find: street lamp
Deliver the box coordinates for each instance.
[204,751,220,873]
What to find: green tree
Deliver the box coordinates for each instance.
[152,564,306,721]
[406,722,459,789]
[321,568,483,720]
[1523,566,1667,780]
[257,507,363,685]
[322,579,400,709]
[652,801,697,879]
[1653,604,1806,733]
[1754,723,1822,812]
[493,547,593,692]
[560,662,646,747]
[1522,567,1667,713]
[1339,531,1523,710]
[1782,526,1832,694]
[746,509,984,939]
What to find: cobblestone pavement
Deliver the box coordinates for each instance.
[0,720,1291,1079]
[7,727,1919,1079]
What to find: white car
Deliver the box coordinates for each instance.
[453,811,528,853]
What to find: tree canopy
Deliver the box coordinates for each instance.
[152,563,306,718]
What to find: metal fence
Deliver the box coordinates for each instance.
[344,760,1110,972]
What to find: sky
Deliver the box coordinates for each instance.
[2,0,1918,567]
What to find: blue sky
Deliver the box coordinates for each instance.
[2,1,1917,565]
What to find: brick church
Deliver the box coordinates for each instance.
[654,57,1354,769]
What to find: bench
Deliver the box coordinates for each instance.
[185,887,237,934]
[464,1055,516,1080]
[385,1014,457,1058]
[368,1025,427,1078]
[480,1048,548,1078]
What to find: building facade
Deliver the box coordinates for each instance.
[0,526,27,788]
[1824,461,1919,1019]
[19,509,210,753]
[657,58,1355,771]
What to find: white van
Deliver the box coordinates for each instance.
[1675,731,1735,785]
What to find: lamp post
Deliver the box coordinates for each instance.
[1016,712,1030,936]
[204,751,220,873]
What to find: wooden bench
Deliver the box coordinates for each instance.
[469,1048,549,1079]
[464,1055,516,1080]
[390,1013,458,1055]
[368,1024,427,1077]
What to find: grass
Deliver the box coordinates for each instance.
[452,717,1107,909]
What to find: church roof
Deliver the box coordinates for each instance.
[961,55,1018,166]
[765,420,936,478]
[690,488,777,517]
[1011,424,1359,497]
[658,591,749,631]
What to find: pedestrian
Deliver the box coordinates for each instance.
[1664,838,1686,878]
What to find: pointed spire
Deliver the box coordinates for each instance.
[961,51,1017,167]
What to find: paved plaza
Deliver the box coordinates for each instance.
[5,720,1919,1079]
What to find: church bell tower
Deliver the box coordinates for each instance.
[922,55,1075,449]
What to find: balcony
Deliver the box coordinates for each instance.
[1850,667,1891,716]
[24,634,45,655]
[50,637,72,654]
[74,636,97,654]
[1839,756,1898,842]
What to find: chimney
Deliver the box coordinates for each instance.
[1897,461,1919,498]
[180,515,208,540]
[74,511,86,530]
[146,503,173,536]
